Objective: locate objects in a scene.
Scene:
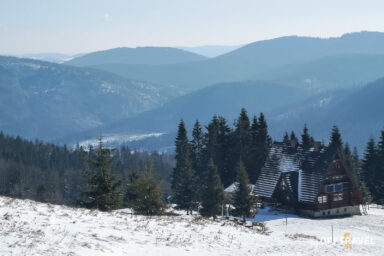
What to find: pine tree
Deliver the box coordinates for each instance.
[232,161,253,221]
[290,131,298,143]
[79,137,122,211]
[361,137,378,201]
[352,147,360,169]
[283,132,290,144]
[375,130,384,202]
[191,120,204,182]
[301,124,312,149]
[343,143,361,189]
[129,171,164,216]
[234,108,251,162]
[172,120,197,214]
[250,113,272,183]
[247,116,260,180]
[124,171,139,207]
[329,125,343,149]
[203,115,234,186]
[203,116,219,164]
[216,117,233,187]
[200,159,224,218]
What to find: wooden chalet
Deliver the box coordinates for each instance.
[253,141,364,218]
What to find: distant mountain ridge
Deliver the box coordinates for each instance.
[256,53,384,90]
[177,44,244,57]
[14,53,84,63]
[72,31,384,91]
[66,47,207,66]
[0,56,180,141]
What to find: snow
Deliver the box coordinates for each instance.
[224,183,255,193]
[1,196,384,255]
[278,155,299,173]
[76,133,165,149]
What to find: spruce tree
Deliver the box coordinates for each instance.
[251,113,271,183]
[329,125,343,149]
[129,172,164,216]
[361,137,378,201]
[191,120,204,182]
[124,171,139,207]
[234,108,251,163]
[352,147,360,169]
[216,117,233,187]
[80,137,122,211]
[203,116,219,164]
[232,160,253,221]
[247,116,260,181]
[283,132,290,144]
[172,120,197,214]
[290,131,298,143]
[200,159,224,218]
[301,124,312,149]
[375,130,384,202]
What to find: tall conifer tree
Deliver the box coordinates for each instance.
[329,125,343,149]
[191,120,204,182]
[172,120,197,214]
[283,132,290,144]
[251,113,271,183]
[200,159,224,218]
[80,137,122,211]
[216,117,233,187]
[361,137,378,200]
[375,130,384,202]
[234,108,251,162]
[301,124,312,149]
[232,161,253,220]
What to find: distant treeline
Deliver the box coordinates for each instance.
[0,132,174,206]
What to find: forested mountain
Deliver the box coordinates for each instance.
[0,56,180,141]
[0,132,174,205]
[66,47,207,66]
[256,53,384,90]
[216,31,384,69]
[2,32,384,152]
[70,81,314,150]
[75,76,384,152]
[73,32,384,91]
[266,77,384,150]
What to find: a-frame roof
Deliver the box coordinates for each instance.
[253,142,337,204]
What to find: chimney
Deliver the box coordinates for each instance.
[290,139,298,149]
[314,141,322,152]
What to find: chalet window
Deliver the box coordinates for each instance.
[333,192,343,201]
[326,185,334,193]
[326,183,343,193]
[334,183,343,192]
[317,195,328,203]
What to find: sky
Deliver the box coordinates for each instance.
[1,0,384,54]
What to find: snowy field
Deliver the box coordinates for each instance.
[1,196,383,256]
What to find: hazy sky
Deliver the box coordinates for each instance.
[1,0,384,54]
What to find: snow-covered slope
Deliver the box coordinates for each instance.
[0,196,383,255]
